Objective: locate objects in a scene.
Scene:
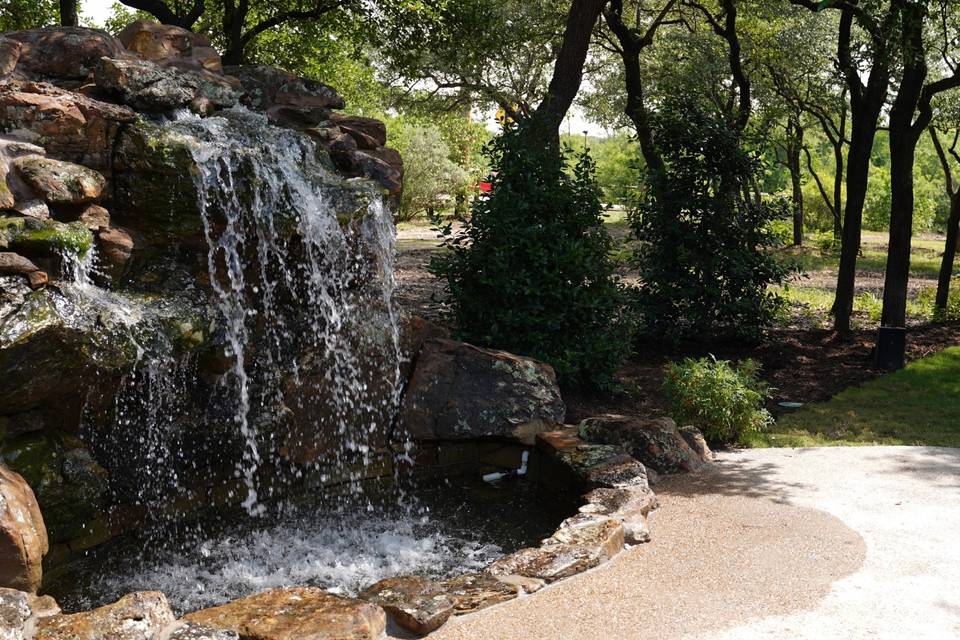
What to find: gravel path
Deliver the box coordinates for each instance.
[421,447,960,639]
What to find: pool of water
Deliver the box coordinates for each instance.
[47,475,578,615]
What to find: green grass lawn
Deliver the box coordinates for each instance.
[746,346,960,448]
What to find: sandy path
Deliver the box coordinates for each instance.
[414,447,960,640]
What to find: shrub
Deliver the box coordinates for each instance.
[630,99,791,341]
[429,121,629,387]
[663,356,773,446]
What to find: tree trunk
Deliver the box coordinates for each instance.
[788,117,805,245]
[833,119,877,332]
[524,0,607,154]
[832,142,844,238]
[881,123,918,328]
[936,193,960,310]
[60,0,79,26]
[221,2,247,66]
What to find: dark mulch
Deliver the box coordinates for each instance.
[562,322,960,424]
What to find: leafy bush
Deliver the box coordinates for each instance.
[630,100,791,341]
[429,121,629,387]
[663,356,773,446]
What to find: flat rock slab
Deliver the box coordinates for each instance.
[359,576,454,635]
[162,621,239,639]
[440,573,517,615]
[35,591,174,640]
[13,156,104,206]
[183,587,385,640]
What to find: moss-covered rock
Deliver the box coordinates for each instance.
[1,216,93,260]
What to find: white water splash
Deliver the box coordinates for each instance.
[86,511,501,615]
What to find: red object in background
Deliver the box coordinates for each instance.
[479,181,493,193]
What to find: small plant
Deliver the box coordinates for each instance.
[663,356,773,446]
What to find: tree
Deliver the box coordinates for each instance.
[59,0,78,26]
[789,0,898,333]
[877,1,960,351]
[376,0,570,117]
[391,124,470,221]
[0,0,57,30]
[929,125,960,312]
[118,0,205,29]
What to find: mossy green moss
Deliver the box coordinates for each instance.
[1,216,93,257]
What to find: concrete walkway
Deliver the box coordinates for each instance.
[425,447,960,639]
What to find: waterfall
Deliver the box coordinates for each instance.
[170,108,403,515]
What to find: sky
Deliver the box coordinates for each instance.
[79,0,608,137]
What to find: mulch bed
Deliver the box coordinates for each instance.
[562,322,960,423]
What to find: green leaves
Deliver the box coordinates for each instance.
[663,356,773,446]
[430,120,629,388]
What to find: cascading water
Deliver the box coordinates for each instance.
[179,107,405,514]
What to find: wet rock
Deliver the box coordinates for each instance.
[536,428,652,489]
[398,315,450,383]
[0,588,59,639]
[580,485,657,544]
[0,465,48,592]
[5,28,126,81]
[441,572,516,615]
[8,201,48,221]
[161,621,238,640]
[118,20,222,72]
[224,65,345,112]
[12,157,104,206]
[0,38,22,80]
[94,57,196,111]
[69,203,110,230]
[96,226,134,277]
[35,591,175,640]
[330,115,387,149]
[579,414,706,473]
[0,137,46,211]
[350,149,403,197]
[0,252,45,290]
[401,338,565,445]
[0,81,135,171]
[183,587,386,640]
[679,425,714,462]
[2,216,94,264]
[488,515,624,583]
[94,58,241,112]
[359,575,454,635]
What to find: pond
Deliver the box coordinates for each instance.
[46,474,579,615]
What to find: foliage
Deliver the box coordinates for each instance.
[0,0,57,30]
[390,124,470,221]
[663,356,773,447]
[630,99,792,341]
[918,278,960,321]
[430,121,629,387]
[562,133,641,207]
[750,347,960,448]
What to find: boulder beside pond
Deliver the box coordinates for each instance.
[34,591,174,640]
[578,414,712,474]
[0,464,48,592]
[183,587,386,640]
[400,338,565,445]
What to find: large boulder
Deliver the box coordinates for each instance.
[400,338,566,444]
[94,57,241,113]
[34,591,175,640]
[224,65,345,112]
[0,81,135,171]
[0,137,47,211]
[0,37,22,81]
[4,28,126,81]
[183,587,386,640]
[578,414,709,474]
[118,20,222,72]
[0,465,48,592]
[12,156,104,206]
